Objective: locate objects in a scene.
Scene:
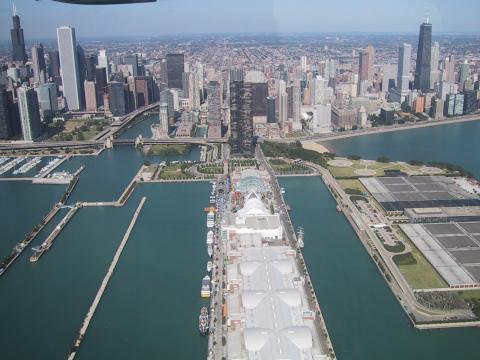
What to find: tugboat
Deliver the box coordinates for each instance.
[198,307,209,336]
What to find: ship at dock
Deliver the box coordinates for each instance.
[198,307,209,336]
[206,211,215,228]
[201,275,211,298]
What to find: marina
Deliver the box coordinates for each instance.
[0,156,26,175]
[12,157,42,175]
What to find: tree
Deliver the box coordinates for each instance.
[401,101,412,113]
[76,132,85,141]
[295,140,303,148]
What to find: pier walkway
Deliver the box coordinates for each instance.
[68,197,147,360]
[30,204,80,263]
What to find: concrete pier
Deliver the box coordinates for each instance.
[30,204,80,263]
[68,197,147,360]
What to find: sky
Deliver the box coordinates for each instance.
[0,0,479,41]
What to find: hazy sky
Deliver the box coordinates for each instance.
[0,0,479,41]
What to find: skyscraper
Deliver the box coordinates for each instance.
[95,66,107,106]
[430,42,440,87]
[397,43,412,93]
[97,49,110,81]
[57,26,82,110]
[207,81,221,123]
[10,7,27,63]
[124,54,139,77]
[230,81,253,154]
[414,20,433,92]
[358,45,374,83]
[0,88,14,139]
[166,53,185,90]
[266,96,276,123]
[48,50,62,85]
[17,86,43,141]
[32,44,47,84]
[84,81,97,111]
[35,83,58,122]
[107,82,127,116]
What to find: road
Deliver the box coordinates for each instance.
[273,113,480,144]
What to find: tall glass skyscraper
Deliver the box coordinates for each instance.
[10,9,27,63]
[166,53,185,90]
[57,26,82,111]
[230,81,253,154]
[397,43,412,93]
[414,20,432,92]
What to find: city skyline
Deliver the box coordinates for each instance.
[1,0,480,41]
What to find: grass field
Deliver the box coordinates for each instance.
[394,239,448,289]
[158,163,192,180]
[327,158,445,178]
[337,179,367,193]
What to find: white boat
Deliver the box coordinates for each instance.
[207,244,213,257]
[207,261,213,272]
[297,227,305,249]
[201,275,211,298]
[207,211,215,228]
[206,231,214,244]
[280,188,285,194]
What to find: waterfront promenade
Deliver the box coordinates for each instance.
[256,145,337,359]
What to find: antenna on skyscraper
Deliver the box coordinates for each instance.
[13,1,17,16]
[423,0,430,23]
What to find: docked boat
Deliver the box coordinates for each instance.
[199,307,209,336]
[207,261,213,273]
[207,244,213,257]
[336,205,342,212]
[280,187,285,194]
[207,211,215,228]
[206,231,214,244]
[13,157,42,175]
[201,275,211,298]
[297,227,305,249]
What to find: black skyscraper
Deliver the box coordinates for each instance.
[166,53,185,90]
[230,81,253,154]
[85,54,98,81]
[95,67,108,106]
[48,50,62,87]
[10,13,27,63]
[414,21,432,92]
[0,87,13,139]
[267,96,276,123]
[251,83,268,117]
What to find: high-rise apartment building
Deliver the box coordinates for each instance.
[397,43,411,93]
[35,83,58,121]
[414,20,433,92]
[430,42,440,87]
[57,26,82,110]
[207,80,222,123]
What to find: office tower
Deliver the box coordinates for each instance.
[166,53,185,89]
[48,50,62,85]
[207,81,221,123]
[291,82,301,124]
[35,83,58,121]
[10,7,27,63]
[442,55,456,83]
[32,44,47,84]
[266,96,276,123]
[312,104,332,134]
[0,88,14,139]
[230,81,253,154]
[277,92,288,124]
[134,76,153,107]
[84,81,97,111]
[95,66,107,107]
[359,45,374,83]
[85,54,97,82]
[76,45,86,108]
[463,90,477,115]
[323,59,336,80]
[57,26,82,110]
[159,103,169,134]
[459,61,471,91]
[251,83,268,117]
[124,54,139,76]
[397,43,411,93]
[230,68,244,82]
[182,72,191,99]
[414,20,433,92]
[17,86,43,141]
[430,42,440,87]
[97,49,109,81]
[301,56,308,73]
[382,64,397,92]
[107,82,126,116]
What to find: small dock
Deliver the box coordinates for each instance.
[30,204,80,263]
[68,197,147,360]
